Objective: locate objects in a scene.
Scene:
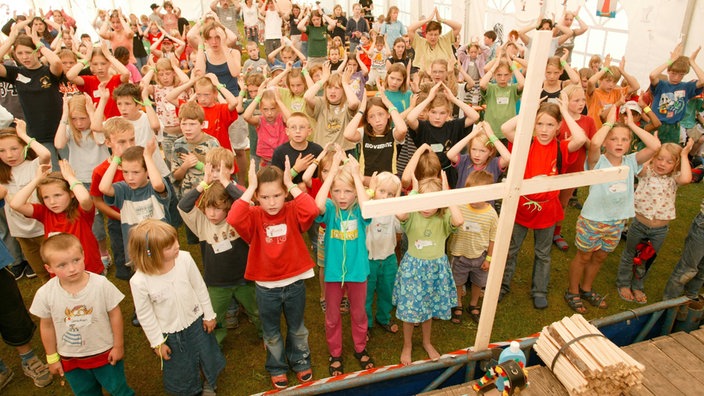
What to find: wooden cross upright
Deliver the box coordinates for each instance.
[361,31,630,352]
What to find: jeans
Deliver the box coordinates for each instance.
[616,218,669,291]
[663,212,704,300]
[501,223,555,298]
[0,205,24,266]
[107,218,129,280]
[256,280,311,376]
[42,142,68,171]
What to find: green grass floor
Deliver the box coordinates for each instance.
[1,182,702,395]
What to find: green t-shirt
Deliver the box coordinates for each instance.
[307,25,328,58]
[402,211,456,260]
[483,83,520,139]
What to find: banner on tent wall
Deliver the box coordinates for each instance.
[597,0,617,18]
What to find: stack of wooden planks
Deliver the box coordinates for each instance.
[534,314,645,395]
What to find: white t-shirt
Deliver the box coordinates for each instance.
[241,3,259,27]
[264,10,283,40]
[129,112,170,178]
[130,251,216,348]
[30,273,124,357]
[2,158,44,238]
[65,128,110,183]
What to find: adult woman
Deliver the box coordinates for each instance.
[99,10,134,64]
[380,6,406,49]
[0,21,63,167]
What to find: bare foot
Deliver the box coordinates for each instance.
[400,345,412,366]
[632,289,648,304]
[423,343,440,361]
[618,287,635,302]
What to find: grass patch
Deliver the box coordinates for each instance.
[0,182,701,395]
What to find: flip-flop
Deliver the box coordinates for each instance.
[617,287,635,302]
[632,290,648,305]
[375,320,399,333]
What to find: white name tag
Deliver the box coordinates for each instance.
[202,120,209,129]
[609,182,627,193]
[226,16,233,21]
[212,239,232,254]
[462,221,481,233]
[340,219,357,232]
[266,224,287,238]
[415,240,434,250]
[496,96,509,105]
[16,74,30,84]
[430,143,444,153]
[93,90,101,98]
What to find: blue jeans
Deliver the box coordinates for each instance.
[41,142,68,171]
[107,218,129,280]
[663,212,704,300]
[0,204,24,266]
[616,218,669,291]
[501,223,555,298]
[255,280,311,376]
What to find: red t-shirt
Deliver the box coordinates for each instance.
[559,115,597,174]
[90,159,124,214]
[515,138,577,229]
[177,100,237,151]
[31,204,105,275]
[227,194,318,282]
[78,74,123,119]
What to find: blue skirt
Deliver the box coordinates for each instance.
[392,254,457,323]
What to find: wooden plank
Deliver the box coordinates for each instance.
[652,335,704,377]
[622,345,685,396]
[625,385,656,396]
[626,342,701,395]
[670,331,704,362]
[689,327,704,345]
[521,366,568,396]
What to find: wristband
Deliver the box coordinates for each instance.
[238,89,246,98]
[80,58,89,67]
[195,161,205,171]
[485,255,492,263]
[574,15,580,21]
[288,184,299,193]
[112,156,122,165]
[216,83,226,92]
[312,159,319,166]
[23,138,36,160]
[388,106,398,113]
[290,168,299,178]
[69,181,83,191]
[560,60,568,67]
[46,353,60,365]
[301,68,309,76]
[254,95,262,104]
[643,106,652,113]
[409,190,418,195]
[667,59,674,66]
[34,42,45,53]
[357,110,364,116]
[602,122,614,129]
[199,180,211,190]
[366,188,375,198]
[509,63,517,72]
[198,44,205,50]
[601,66,611,74]
[486,135,499,146]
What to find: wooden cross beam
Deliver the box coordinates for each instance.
[361,31,629,352]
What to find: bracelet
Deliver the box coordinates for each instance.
[643,106,652,113]
[216,83,225,92]
[254,95,262,104]
[357,110,364,116]
[366,188,375,198]
[80,58,89,67]
[409,190,418,195]
[195,161,205,171]
[574,15,580,21]
[388,106,398,113]
[485,255,492,263]
[238,90,246,98]
[488,135,499,145]
[301,68,309,76]
[290,168,299,178]
[312,159,319,166]
[288,184,299,193]
[560,60,568,67]
[509,63,517,72]
[602,122,614,129]
[199,180,211,190]
[34,42,45,53]
[601,66,611,74]
[69,181,83,191]
[112,156,122,165]
[667,59,674,66]
[198,44,205,50]
[46,353,60,365]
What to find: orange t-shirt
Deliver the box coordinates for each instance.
[587,86,629,129]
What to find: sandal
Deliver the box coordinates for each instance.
[296,368,313,383]
[376,319,399,333]
[466,305,481,323]
[553,234,569,251]
[632,289,648,305]
[328,356,343,377]
[451,307,463,324]
[353,349,375,370]
[564,291,586,313]
[580,288,608,309]
[320,299,327,313]
[340,297,350,314]
[617,287,635,302]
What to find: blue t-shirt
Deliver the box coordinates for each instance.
[385,90,412,112]
[580,153,640,222]
[316,199,371,282]
[651,80,703,124]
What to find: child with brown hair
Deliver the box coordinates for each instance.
[586,54,640,129]
[243,87,292,167]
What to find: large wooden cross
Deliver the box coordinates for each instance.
[361,31,630,352]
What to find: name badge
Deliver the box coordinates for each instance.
[462,221,481,233]
[226,16,233,21]
[212,239,232,254]
[93,90,101,98]
[609,182,627,193]
[415,240,434,250]
[266,224,287,238]
[340,220,357,232]
[16,74,30,84]
[496,96,509,105]
[430,143,444,153]
[202,120,209,129]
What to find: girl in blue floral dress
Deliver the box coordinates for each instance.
[393,172,463,366]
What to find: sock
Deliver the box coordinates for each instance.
[19,350,35,365]
[0,358,7,373]
[554,226,562,236]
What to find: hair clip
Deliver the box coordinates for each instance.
[145,231,152,257]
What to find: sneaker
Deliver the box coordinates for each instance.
[9,263,26,280]
[568,197,582,209]
[23,265,37,279]
[202,379,217,396]
[101,255,112,269]
[0,367,14,391]
[553,234,569,251]
[225,310,239,329]
[22,356,52,387]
